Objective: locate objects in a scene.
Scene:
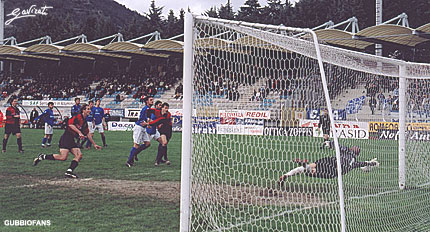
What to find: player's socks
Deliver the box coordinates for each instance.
[101,134,106,146]
[41,154,56,160]
[47,137,52,145]
[128,147,137,163]
[2,138,8,151]
[17,138,23,151]
[156,144,163,164]
[68,160,78,171]
[42,137,47,145]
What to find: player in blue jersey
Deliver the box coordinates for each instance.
[88,99,107,147]
[125,96,154,167]
[71,98,81,117]
[33,102,55,148]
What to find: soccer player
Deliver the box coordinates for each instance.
[153,102,172,166]
[88,99,107,147]
[71,98,81,145]
[154,100,162,110]
[3,97,24,153]
[125,96,154,167]
[71,97,81,117]
[81,100,94,149]
[33,104,101,178]
[33,102,55,148]
[278,141,379,187]
[318,109,331,148]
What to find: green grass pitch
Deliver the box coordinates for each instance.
[0,128,429,231]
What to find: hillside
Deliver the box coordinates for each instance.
[3,0,151,43]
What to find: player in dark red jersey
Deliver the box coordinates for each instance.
[2,97,23,153]
[33,104,101,178]
[152,102,172,166]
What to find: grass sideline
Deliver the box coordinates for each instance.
[0,128,182,232]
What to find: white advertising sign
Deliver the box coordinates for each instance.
[108,122,135,131]
[22,100,74,107]
[299,119,369,139]
[219,110,270,119]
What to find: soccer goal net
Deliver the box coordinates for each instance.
[181,13,430,232]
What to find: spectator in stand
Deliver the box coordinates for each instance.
[387,95,393,115]
[377,92,385,111]
[369,97,377,115]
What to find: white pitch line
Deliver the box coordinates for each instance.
[0,183,41,189]
[215,184,430,231]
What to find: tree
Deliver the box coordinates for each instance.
[236,0,262,23]
[147,0,165,32]
[205,6,219,18]
[219,0,235,20]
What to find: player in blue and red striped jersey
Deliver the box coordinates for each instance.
[33,102,55,148]
[2,97,23,153]
[151,102,172,166]
[33,104,101,178]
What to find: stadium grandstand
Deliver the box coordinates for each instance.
[0,12,428,126]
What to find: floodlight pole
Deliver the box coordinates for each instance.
[375,0,382,56]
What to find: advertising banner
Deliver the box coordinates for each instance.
[22,100,74,107]
[264,126,313,137]
[369,121,430,140]
[124,109,141,119]
[108,121,135,131]
[306,109,346,120]
[300,119,369,139]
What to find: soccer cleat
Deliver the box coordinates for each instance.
[41,144,46,148]
[134,154,139,162]
[65,171,78,178]
[154,162,159,166]
[33,153,45,166]
[103,144,108,147]
[125,161,133,167]
[1,150,6,153]
[165,160,171,165]
[46,144,51,147]
[18,150,24,153]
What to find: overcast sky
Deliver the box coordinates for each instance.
[114,0,298,18]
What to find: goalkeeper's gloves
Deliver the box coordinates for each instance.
[361,158,380,172]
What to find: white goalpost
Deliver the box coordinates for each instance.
[181,13,430,232]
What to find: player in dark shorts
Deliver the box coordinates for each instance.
[152,102,172,166]
[278,141,380,187]
[2,97,24,153]
[33,104,101,178]
[318,109,331,148]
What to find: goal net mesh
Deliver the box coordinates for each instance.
[187,16,430,231]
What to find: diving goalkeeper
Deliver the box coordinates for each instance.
[278,141,379,186]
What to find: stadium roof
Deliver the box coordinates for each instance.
[314,23,430,50]
[313,29,373,50]
[102,42,169,58]
[143,39,183,53]
[232,36,291,53]
[24,44,94,60]
[0,45,59,61]
[62,43,131,60]
[356,24,428,47]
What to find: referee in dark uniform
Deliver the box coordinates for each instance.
[318,109,331,148]
[2,97,23,153]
